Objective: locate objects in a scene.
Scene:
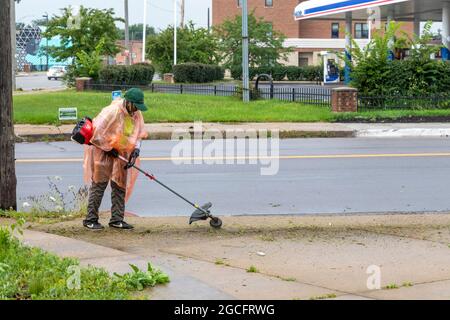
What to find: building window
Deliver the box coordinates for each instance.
[331,23,339,38]
[237,0,241,7]
[298,53,309,66]
[355,23,369,39]
[265,0,273,7]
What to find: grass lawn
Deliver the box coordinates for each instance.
[13,90,333,125]
[0,221,169,300]
[13,90,450,125]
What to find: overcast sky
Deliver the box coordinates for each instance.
[16,0,213,30]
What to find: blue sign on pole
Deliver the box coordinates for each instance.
[112,90,122,100]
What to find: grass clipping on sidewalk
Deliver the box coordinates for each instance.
[0,220,169,300]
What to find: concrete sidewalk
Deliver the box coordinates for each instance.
[21,213,450,300]
[14,122,450,141]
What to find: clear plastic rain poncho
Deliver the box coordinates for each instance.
[83,98,148,202]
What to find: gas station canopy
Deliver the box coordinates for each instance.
[294,0,445,21]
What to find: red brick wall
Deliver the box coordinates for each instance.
[212,0,300,38]
[212,0,413,39]
[114,40,144,65]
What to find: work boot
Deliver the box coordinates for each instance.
[83,220,104,230]
[109,221,134,230]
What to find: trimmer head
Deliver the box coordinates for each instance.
[189,202,222,228]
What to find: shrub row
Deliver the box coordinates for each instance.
[173,63,224,83]
[231,65,324,82]
[98,63,155,85]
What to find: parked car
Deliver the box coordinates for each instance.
[47,66,67,80]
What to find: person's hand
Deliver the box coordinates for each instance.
[125,148,140,169]
[106,148,119,158]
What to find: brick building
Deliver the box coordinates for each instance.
[212,0,413,66]
[113,40,144,65]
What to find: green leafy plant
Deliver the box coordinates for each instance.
[173,63,224,83]
[214,12,291,71]
[346,21,450,98]
[246,265,259,273]
[42,6,122,63]
[74,38,106,80]
[146,21,220,74]
[114,263,170,291]
[98,63,155,85]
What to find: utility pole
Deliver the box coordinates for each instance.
[242,0,250,102]
[124,0,131,65]
[180,0,185,28]
[142,0,147,62]
[0,0,18,210]
[11,0,17,91]
[43,13,49,71]
[207,7,210,31]
[174,0,177,66]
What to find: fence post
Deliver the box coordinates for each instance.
[331,87,358,112]
[270,83,274,99]
[214,85,217,96]
[180,84,183,94]
[75,77,92,92]
[292,88,295,102]
[151,83,154,93]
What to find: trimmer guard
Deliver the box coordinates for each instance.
[189,202,213,224]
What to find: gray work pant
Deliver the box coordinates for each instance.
[85,180,125,224]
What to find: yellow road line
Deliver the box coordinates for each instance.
[15,152,450,163]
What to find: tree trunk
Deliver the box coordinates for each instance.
[0,0,17,211]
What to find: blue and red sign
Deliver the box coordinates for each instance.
[294,0,410,20]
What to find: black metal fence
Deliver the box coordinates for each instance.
[358,94,450,111]
[86,82,332,107]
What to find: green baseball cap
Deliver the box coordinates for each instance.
[124,88,148,111]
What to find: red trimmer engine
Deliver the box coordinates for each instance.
[71,117,93,145]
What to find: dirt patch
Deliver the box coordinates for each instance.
[28,213,450,257]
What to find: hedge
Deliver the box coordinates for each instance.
[98,63,155,85]
[173,63,224,83]
[231,65,324,82]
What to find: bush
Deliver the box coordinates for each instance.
[172,63,224,83]
[98,63,155,85]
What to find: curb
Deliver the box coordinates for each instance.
[15,130,356,142]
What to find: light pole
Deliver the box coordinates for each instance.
[174,0,177,66]
[124,0,130,65]
[242,0,250,102]
[142,0,147,62]
[43,13,49,71]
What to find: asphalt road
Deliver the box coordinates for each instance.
[15,138,450,217]
[16,74,65,91]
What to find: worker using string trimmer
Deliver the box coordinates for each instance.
[82,88,148,230]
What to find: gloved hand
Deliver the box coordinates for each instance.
[106,148,119,158]
[125,148,140,169]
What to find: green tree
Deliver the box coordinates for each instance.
[213,12,290,71]
[146,21,220,74]
[74,38,106,80]
[119,24,156,40]
[42,6,123,63]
